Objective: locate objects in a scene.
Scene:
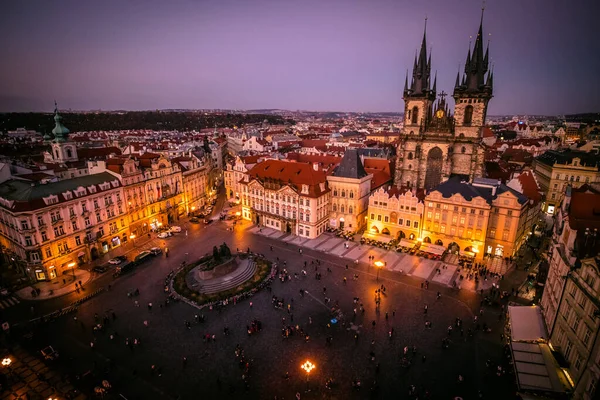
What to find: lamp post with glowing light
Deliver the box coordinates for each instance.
[300,360,315,392]
[130,234,136,248]
[374,260,384,281]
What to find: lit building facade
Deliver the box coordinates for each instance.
[367,187,424,241]
[541,186,600,399]
[533,150,600,215]
[0,172,128,281]
[241,159,330,239]
[327,149,372,232]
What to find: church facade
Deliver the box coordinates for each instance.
[394,16,494,191]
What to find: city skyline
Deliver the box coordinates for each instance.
[1,0,599,115]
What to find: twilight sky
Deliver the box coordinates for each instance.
[1,0,598,115]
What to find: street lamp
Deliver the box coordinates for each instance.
[374,260,384,281]
[130,234,136,248]
[300,360,315,392]
[67,262,76,279]
[1,357,11,367]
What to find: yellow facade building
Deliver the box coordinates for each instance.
[366,186,424,241]
[533,150,600,215]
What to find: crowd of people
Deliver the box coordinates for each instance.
[67,239,517,400]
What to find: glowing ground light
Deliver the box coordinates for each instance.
[2,358,11,366]
[301,360,315,374]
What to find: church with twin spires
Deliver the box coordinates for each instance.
[394,13,494,190]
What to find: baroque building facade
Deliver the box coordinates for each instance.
[394,17,493,190]
[540,186,600,399]
[240,159,330,239]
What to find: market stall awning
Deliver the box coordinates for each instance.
[420,243,446,255]
[459,250,476,257]
[399,239,416,248]
[508,306,547,342]
[362,232,392,244]
[508,306,571,395]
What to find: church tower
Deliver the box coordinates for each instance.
[403,20,436,134]
[452,10,493,139]
[50,102,78,163]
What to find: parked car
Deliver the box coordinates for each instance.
[150,247,163,256]
[134,250,152,262]
[190,217,199,223]
[204,219,213,225]
[92,266,108,273]
[108,257,123,265]
[41,346,59,360]
[157,232,172,239]
[170,226,182,233]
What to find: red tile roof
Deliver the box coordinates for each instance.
[515,170,542,204]
[245,159,329,198]
[568,192,600,231]
[77,146,122,160]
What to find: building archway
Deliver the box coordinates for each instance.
[339,217,345,230]
[409,233,415,240]
[423,237,432,243]
[397,231,406,239]
[381,228,390,235]
[435,239,443,246]
[90,247,99,260]
[370,226,380,234]
[424,147,443,190]
[448,242,460,253]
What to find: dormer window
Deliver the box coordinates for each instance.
[43,195,59,206]
[301,185,309,194]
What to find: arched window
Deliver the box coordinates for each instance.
[54,150,59,159]
[333,189,338,197]
[341,190,346,197]
[349,192,354,199]
[408,164,412,170]
[458,133,465,138]
[408,152,413,160]
[461,146,466,154]
[332,204,337,212]
[348,206,353,214]
[66,148,73,158]
[411,106,419,124]
[340,205,345,213]
[463,105,473,125]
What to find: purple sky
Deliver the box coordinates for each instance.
[1,0,598,115]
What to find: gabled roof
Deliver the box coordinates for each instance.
[508,170,542,204]
[331,149,368,179]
